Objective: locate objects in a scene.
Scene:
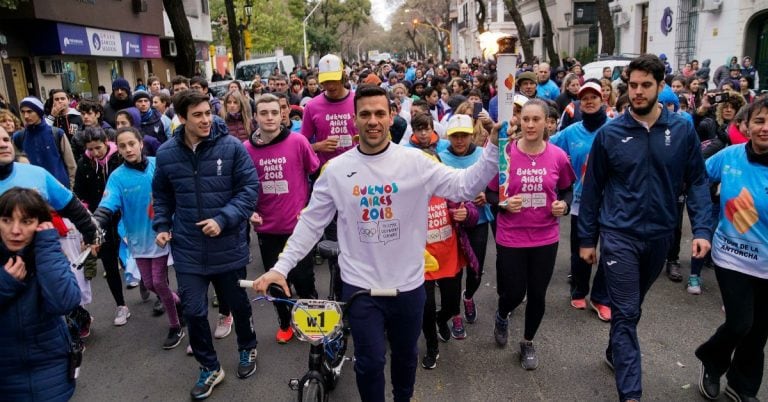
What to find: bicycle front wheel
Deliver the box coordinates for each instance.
[299,378,325,402]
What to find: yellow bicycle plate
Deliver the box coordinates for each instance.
[291,299,343,343]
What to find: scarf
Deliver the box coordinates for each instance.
[746,140,768,167]
[124,157,149,172]
[140,108,156,124]
[582,106,607,132]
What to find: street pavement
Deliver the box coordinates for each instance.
[71,217,768,401]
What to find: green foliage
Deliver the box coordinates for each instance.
[0,0,25,10]
[575,46,597,64]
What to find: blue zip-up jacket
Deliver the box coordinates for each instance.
[152,117,259,275]
[578,107,712,247]
[0,229,81,401]
[12,122,71,188]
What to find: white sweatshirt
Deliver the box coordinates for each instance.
[272,142,499,291]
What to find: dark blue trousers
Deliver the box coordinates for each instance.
[343,282,425,402]
[600,231,672,401]
[176,267,257,371]
[570,215,609,304]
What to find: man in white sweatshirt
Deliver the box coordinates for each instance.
[253,85,500,402]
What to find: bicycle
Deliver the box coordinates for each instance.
[239,240,399,402]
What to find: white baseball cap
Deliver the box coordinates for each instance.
[578,82,602,99]
[446,114,474,136]
[318,54,344,83]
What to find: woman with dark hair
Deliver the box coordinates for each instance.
[0,187,81,401]
[472,74,494,111]
[115,108,160,156]
[93,127,185,349]
[73,126,127,326]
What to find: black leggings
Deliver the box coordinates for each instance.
[496,242,558,341]
[97,221,124,307]
[422,273,462,351]
[458,222,489,299]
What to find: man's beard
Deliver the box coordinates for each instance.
[631,93,658,116]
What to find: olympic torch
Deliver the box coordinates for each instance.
[493,35,518,206]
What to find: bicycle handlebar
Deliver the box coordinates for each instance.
[238,280,254,288]
[238,279,398,299]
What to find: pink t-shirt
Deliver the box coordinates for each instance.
[244,133,320,234]
[300,91,358,166]
[496,141,576,248]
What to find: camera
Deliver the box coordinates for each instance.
[707,92,730,104]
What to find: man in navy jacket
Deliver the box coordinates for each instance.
[152,90,259,400]
[578,54,712,402]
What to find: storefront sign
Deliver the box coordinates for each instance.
[57,24,90,56]
[141,35,161,58]
[86,27,122,57]
[122,33,142,58]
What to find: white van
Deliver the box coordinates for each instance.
[235,56,296,88]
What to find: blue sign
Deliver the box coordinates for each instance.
[57,24,90,56]
[121,32,142,58]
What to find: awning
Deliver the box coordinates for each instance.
[32,23,161,59]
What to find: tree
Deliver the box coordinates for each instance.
[163,0,196,77]
[595,0,616,55]
[475,0,487,34]
[502,0,533,63]
[537,0,559,67]
[224,0,244,66]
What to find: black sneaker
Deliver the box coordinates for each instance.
[153,297,165,316]
[725,384,759,402]
[604,347,614,371]
[163,327,185,350]
[520,341,538,370]
[494,311,508,347]
[666,260,683,282]
[698,361,720,399]
[190,367,225,400]
[421,349,439,369]
[437,320,451,342]
[237,348,257,379]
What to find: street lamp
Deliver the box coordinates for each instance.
[239,0,254,60]
[303,0,324,67]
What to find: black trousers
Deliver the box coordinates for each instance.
[458,222,489,299]
[496,242,558,341]
[696,266,768,397]
[422,272,462,351]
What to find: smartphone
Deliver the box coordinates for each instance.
[472,102,483,119]
[707,92,730,104]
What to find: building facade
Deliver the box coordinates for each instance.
[0,0,212,107]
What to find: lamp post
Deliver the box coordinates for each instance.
[238,0,254,60]
[303,0,324,67]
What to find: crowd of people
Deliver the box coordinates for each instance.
[0,50,766,402]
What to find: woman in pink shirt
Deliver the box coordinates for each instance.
[492,99,575,370]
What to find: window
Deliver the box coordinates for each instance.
[502,1,513,22]
[489,0,498,23]
[573,2,596,25]
[202,0,209,15]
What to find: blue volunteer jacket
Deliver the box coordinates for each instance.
[578,107,712,246]
[152,117,259,275]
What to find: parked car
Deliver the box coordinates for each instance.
[208,80,235,100]
[582,56,633,81]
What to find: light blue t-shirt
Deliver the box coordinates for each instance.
[536,79,561,101]
[439,146,495,224]
[0,163,73,209]
[549,122,600,215]
[706,144,768,278]
[99,157,168,258]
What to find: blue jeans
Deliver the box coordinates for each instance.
[343,282,425,402]
[570,215,609,304]
[176,267,257,371]
[601,231,672,401]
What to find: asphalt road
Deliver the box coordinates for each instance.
[71,217,767,401]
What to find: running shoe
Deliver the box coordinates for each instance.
[79,316,93,338]
[570,298,587,310]
[520,341,538,370]
[214,314,233,339]
[450,316,467,339]
[463,291,477,323]
[687,275,702,295]
[113,306,130,326]
[421,348,439,369]
[163,327,186,350]
[276,327,294,344]
[666,260,683,282]
[152,297,165,316]
[237,349,258,379]
[724,384,757,402]
[590,300,611,322]
[699,361,720,399]
[190,367,225,400]
[494,311,508,347]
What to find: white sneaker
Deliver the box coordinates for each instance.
[214,314,233,339]
[113,306,131,326]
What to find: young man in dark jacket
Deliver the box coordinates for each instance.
[152,90,259,400]
[578,54,712,402]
